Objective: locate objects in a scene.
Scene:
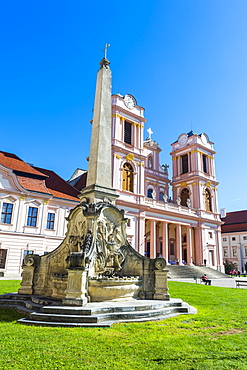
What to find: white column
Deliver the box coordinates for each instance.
[176,224,182,265]
[162,222,168,261]
[138,214,146,255]
[150,220,156,258]
[186,226,193,265]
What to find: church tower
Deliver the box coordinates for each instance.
[170,131,222,268]
[170,131,219,214]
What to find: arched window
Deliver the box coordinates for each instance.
[205,188,212,212]
[159,192,164,201]
[122,163,133,192]
[181,188,190,207]
[148,156,153,169]
[147,188,153,198]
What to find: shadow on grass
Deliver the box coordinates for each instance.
[0,308,25,322]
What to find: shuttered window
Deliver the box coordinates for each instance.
[124,121,132,145]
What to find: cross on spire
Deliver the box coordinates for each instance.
[147,127,153,140]
[102,43,110,59]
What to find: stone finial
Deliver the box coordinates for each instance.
[100,57,110,69]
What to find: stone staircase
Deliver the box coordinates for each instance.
[167,265,230,279]
[0,293,196,327]
[0,293,62,314]
[17,299,196,327]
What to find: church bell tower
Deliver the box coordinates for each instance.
[170,131,219,214]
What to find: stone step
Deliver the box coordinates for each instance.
[30,306,188,324]
[0,299,43,312]
[167,266,229,279]
[17,318,112,328]
[41,300,183,316]
[18,303,192,327]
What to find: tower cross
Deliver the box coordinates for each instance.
[147,127,153,140]
[102,43,110,58]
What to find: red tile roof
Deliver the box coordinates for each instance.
[221,210,247,233]
[34,167,80,201]
[0,151,80,202]
[0,151,46,177]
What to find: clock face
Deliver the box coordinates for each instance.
[124,95,136,109]
[178,134,188,146]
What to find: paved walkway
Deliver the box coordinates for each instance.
[1,277,246,289]
[169,277,247,289]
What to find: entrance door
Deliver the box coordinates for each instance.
[209,250,214,266]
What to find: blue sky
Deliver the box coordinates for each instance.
[0,1,247,212]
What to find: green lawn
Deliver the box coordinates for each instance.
[0,280,246,370]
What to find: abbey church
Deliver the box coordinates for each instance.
[0,62,223,277]
[71,93,223,271]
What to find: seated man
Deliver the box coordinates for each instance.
[201,274,211,285]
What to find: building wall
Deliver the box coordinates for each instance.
[222,232,247,272]
[0,168,79,278]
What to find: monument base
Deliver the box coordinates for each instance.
[79,184,118,204]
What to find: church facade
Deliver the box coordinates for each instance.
[111,94,223,270]
[71,93,223,271]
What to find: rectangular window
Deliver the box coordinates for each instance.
[232,249,237,257]
[27,207,38,227]
[181,154,188,174]
[209,232,213,238]
[243,236,247,240]
[223,249,228,257]
[245,249,247,257]
[124,121,132,145]
[23,250,34,259]
[0,249,7,269]
[202,154,208,173]
[223,237,227,241]
[232,237,236,241]
[1,203,13,224]
[46,213,55,230]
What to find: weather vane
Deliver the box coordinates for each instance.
[102,43,110,58]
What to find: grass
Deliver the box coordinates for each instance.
[0,280,246,370]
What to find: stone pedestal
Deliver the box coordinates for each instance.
[153,269,170,300]
[62,269,88,306]
[18,266,36,295]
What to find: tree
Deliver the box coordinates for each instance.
[223,260,238,275]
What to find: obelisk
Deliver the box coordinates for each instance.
[80,52,118,204]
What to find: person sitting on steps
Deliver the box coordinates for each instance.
[201,274,211,285]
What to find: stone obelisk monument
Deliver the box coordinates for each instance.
[80,48,117,204]
[18,47,170,307]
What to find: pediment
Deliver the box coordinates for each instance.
[0,195,17,202]
[25,199,42,206]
